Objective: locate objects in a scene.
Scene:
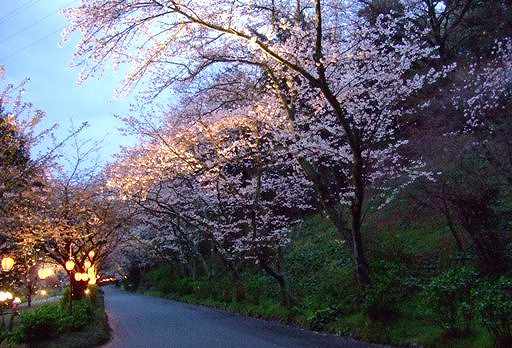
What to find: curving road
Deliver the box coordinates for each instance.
[102,286,382,348]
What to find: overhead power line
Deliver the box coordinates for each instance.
[0,0,44,26]
[0,0,78,45]
[0,26,64,63]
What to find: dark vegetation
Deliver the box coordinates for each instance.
[0,286,109,348]
[125,213,511,347]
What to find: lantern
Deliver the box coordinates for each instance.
[88,277,97,285]
[88,250,95,259]
[38,268,48,280]
[84,260,92,269]
[81,273,89,281]
[65,260,75,271]
[1,257,14,272]
[87,266,95,277]
[74,272,82,281]
[0,291,13,301]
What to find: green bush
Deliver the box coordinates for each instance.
[472,276,512,347]
[424,266,479,333]
[9,300,95,344]
[145,264,176,294]
[173,277,195,296]
[362,261,411,321]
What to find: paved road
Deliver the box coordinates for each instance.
[102,286,382,348]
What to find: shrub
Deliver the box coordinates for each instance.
[472,276,512,347]
[145,264,176,294]
[424,266,479,334]
[9,300,95,344]
[173,277,195,296]
[308,306,341,331]
[362,261,411,321]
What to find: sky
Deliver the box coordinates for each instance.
[0,0,136,168]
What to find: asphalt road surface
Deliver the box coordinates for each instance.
[102,286,382,348]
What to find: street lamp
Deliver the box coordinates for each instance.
[1,257,14,272]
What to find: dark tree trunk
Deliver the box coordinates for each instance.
[442,204,466,251]
[70,277,88,300]
[231,269,246,302]
[298,159,352,245]
[214,245,246,301]
[259,259,295,308]
[351,153,371,287]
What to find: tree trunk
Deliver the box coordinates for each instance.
[198,253,210,279]
[442,204,466,251]
[259,260,295,308]
[351,153,371,287]
[231,270,246,302]
[70,277,88,300]
[298,158,352,246]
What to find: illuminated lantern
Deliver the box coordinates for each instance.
[74,272,82,281]
[88,250,95,259]
[87,267,95,277]
[81,273,89,281]
[1,257,14,272]
[88,277,97,285]
[84,260,92,269]
[65,260,75,271]
[38,268,48,279]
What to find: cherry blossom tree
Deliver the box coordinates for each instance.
[108,103,312,304]
[64,0,453,285]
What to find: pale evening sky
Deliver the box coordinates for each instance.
[0,0,137,167]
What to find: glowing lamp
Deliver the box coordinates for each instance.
[88,250,95,259]
[81,273,89,281]
[84,288,91,296]
[88,277,97,285]
[84,260,92,269]
[1,257,14,272]
[74,272,82,281]
[38,268,47,279]
[87,267,95,276]
[65,260,75,271]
